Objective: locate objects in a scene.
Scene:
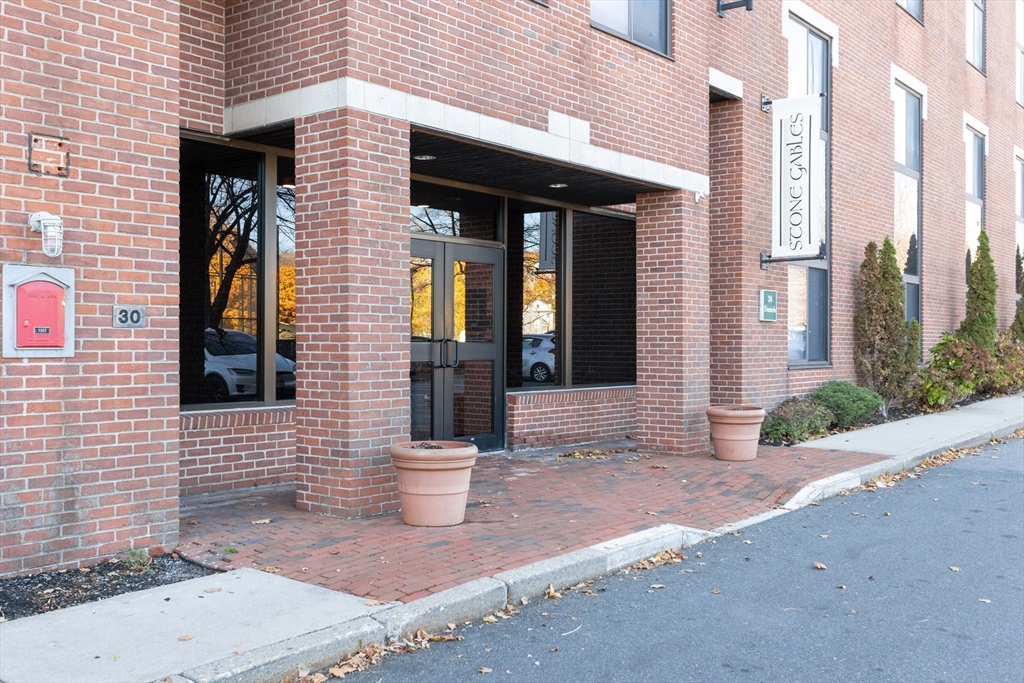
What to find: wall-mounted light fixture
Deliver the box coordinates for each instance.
[29,212,63,257]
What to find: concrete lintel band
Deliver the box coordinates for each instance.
[224,76,710,196]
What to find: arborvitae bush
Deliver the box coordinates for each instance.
[1011,276,1024,344]
[760,398,834,444]
[811,381,883,429]
[854,238,921,416]
[980,334,1024,395]
[957,229,998,352]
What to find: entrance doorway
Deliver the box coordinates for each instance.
[410,238,504,450]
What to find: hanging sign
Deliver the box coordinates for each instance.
[771,95,824,258]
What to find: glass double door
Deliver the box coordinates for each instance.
[410,239,504,450]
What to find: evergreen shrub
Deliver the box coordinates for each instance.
[811,381,883,428]
[760,398,834,444]
[981,334,1024,396]
[854,238,920,416]
[957,229,998,352]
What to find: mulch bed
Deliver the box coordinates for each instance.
[0,554,217,622]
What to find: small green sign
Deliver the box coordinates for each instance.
[759,290,777,322]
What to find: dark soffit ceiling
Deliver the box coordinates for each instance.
[410,129,667,207]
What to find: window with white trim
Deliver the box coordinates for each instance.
[590,0,670,55]
[967,0,985,72]
[894,82,923,323]
[965,124,986,284]
[786,16,831,364]
[1015,152,1023,295]
[1016,0,1023,104]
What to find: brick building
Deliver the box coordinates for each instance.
[2,0,1022,576]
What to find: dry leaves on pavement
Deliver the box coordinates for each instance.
[813,562,828,570]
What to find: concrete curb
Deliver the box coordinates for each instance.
[493,548,606,605]
[180,617,385,683]
[373,578,507,641]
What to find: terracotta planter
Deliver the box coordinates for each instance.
[707,405,766,462]
[390,441,478,526]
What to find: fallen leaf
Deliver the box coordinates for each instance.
[837,584,846,589]
[329,550,340,555]
[711,588,721,594]
[512,514,519,519]
[310,674,328,683]
[651,464,668,469]
[743,540,752,545]
[820,535,830,539]
[813,562,827,570]
[479,667,493,674]
[203,588,221,594]
[978,598,991,604]
[79,567,91,573]
[949,566,961,572]
[187,519,199,525]
[260,566,280,574]
[884,511,891,516]
[178,635,193,641]
[520,596,529,605]
[650,584,665,589]
[549,647,559,652]
[645,511,659,516]
[365,599,387,606]
[482,615,499,623]
[250,519,272,525]
[544,584,561,600]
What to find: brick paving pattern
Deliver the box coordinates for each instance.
[177,444,887,603]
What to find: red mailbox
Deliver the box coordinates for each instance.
[16,280,65,348]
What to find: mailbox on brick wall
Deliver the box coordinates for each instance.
[2,264,75,358]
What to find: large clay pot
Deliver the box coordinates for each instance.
[707,405,766,462]
[389,441,478,526]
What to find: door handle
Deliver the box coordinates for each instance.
[435,338,459,368]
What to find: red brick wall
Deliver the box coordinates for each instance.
[0,1,180,576]
[180,0,225,133]
[292,108,409,517]
[507,386,636,450]
[222,1,709,171]
[179,408,295,496]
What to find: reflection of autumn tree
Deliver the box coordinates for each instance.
[207,175,258,331]
[410,258,432,338]
[278,263,296,326]
[522,213,556,331]
[411,207,457,236]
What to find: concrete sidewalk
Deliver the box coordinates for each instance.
[1,394,1021,683]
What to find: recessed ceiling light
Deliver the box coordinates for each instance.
[413,155,436,161]
[548,183,568,189]
[416,204,430,209]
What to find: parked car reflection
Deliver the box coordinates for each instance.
[522,334,556,382]
[204,328,297,401]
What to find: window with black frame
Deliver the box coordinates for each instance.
[896,0,922,22]
[590,0,670,55]
[786,19,831,364]
[968,0,985,72]
[894,83,923,323]
[179,138,296,406]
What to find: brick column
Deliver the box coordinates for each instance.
[293,109,409,517]
[634,190,711,455]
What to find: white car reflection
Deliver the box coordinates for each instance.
[204,328,296,401]
[522,334,556,382]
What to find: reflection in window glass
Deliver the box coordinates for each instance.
[409,181,500,240]
[410,257,433,340]
[895,173,920,277]
[788,268,808,363]
[454,261,494,343]
[590,0,668,54]
[277,157,297,399]
[516,210,559,386]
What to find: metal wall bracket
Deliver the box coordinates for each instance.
[717,0,754,18]
[760,94,772,113]
[760,245,827,270]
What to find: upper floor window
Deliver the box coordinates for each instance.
[591,0,670,55]
[897,0,923,22]
[1016,153,1023,293]
[1016,0,1023,104]
[964,122,986,283]
[967,0,985,72]
[894,80,924,322]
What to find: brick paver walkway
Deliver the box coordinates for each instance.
[177,443,887,603]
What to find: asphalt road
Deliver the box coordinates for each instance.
[342,439,1024,682]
